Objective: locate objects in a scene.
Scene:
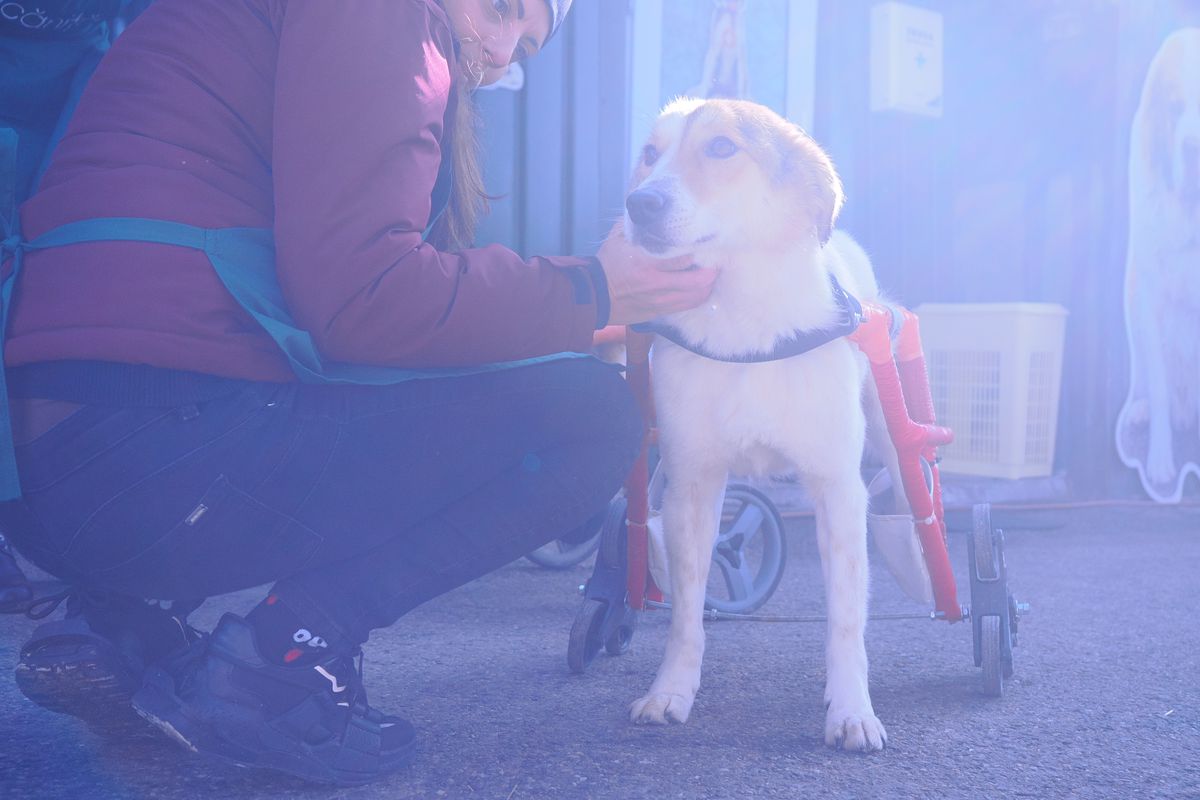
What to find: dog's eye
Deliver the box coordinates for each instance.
[643,145,661,167]
[705,136,739,159]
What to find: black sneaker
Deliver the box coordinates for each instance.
[132,613,416,787]
[14,590,201,737]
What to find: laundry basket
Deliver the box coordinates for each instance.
[916,303,1068,479]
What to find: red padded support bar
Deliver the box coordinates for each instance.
[852,303,961,621]
[624,330,659,609]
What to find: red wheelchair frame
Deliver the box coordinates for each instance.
[572,302,1023,696]
[614,301,959,619]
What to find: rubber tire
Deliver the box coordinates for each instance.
[980,615,1003,697]
[1004,594,1017,679]
[972,504,999,581]
[567,599,607,674]
[604,609,637,656]
[599,497,629,570]
[525,533,602,570]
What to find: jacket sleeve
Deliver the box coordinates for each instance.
[271,0,600,368]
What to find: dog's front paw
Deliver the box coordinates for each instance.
[825,706,887,753]
[1146,427,1177,487]
[630,690,695,725]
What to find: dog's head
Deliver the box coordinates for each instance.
[1138,28,1200,210]
[624,98,843,259]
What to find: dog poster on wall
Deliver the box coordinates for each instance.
[679,0,752,101]
[628,0,818,170]
[1115,25,1200,503]
[661,0,783,110]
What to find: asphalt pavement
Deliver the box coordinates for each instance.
[1,503,1197,799]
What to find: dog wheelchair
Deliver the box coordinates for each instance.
[531,476,787,616]
[567,302,1027,698]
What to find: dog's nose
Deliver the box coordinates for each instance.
[626,188,671,227]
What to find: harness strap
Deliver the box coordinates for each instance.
[0,215,590,500]
[632,275,864,364]
[0,225,35,501]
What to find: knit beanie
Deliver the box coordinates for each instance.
[546,0,574,40]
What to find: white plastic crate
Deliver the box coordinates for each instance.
[915,303,1068,479]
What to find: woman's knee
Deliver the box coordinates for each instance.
[561,358,642,462]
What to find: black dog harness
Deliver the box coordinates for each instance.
[632,275,866,364]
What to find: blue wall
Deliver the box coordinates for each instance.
[476,0,631,258]
[813,0,1126,492]
[474,0,1199,496]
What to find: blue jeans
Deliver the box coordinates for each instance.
[2,357,640,645]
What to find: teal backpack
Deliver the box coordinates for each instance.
[0,1,129,231]
[0,0,130,608]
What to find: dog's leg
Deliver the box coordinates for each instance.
[630,465,726,725]
[811,471,887,752]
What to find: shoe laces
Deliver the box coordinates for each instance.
[24,584,106,620]
[26,586,203,643]
[323,648,374,715]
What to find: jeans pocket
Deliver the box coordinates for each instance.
[16,406,175,494]
[82,474,324,599]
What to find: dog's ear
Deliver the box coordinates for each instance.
[774,123,844,246]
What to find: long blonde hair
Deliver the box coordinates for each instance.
[430,84,489,251]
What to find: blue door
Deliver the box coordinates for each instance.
[475,0,632,259]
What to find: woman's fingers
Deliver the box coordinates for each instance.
[606,262,717,325]
[595,230,719,326]
[653,270,717,307]
[654,254,698,272]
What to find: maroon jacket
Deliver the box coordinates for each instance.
[6,0,601,383]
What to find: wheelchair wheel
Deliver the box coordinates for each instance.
[979,614,1004,697]
[706,484,788,614]
[566,497,637,673]
[525,532,601,570]
[567,599,607,674]
[647,464,788,615]
[968,503,1017,697]
[527,494,624,570]
[604,606,638,656]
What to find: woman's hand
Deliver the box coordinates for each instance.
[596,223,718,326]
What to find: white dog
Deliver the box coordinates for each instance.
[1117,27,1200,503]
[622,98,896,752]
